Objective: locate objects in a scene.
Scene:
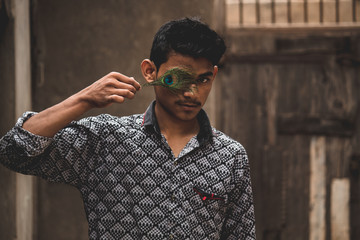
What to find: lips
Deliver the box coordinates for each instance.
[176,101,201,108]
[180,103,198,108]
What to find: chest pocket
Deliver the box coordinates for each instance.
[193,187,225,201]
[181,185,228,235]
[189,186,227,218]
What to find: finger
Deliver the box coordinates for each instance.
[108,95,125,104]
[110,88,136,100]
[129,77,141,91]
[109,72,141,91]
[110,81,137,94]
[122,77,141,91]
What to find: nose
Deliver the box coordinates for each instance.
[183,84,198,97]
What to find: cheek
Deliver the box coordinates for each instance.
[154,86,176,100]
[198,85,212,98]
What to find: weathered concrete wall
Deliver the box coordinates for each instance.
[31,0,215,116]
[29,1,216,239]
[0,2,16,239]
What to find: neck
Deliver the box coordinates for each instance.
[155,103,200,138]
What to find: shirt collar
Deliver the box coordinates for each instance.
[142,101,161,134]
[142,101,213,145]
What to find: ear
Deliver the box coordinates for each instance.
[141,59,157,83]
[213,65,218,79]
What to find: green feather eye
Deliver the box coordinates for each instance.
[143,67,197,93]
[163,75,174,86]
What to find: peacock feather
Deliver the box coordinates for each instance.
[143,67,198,94]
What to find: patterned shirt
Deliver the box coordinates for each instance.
[0,101,256,240]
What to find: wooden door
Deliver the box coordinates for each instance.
[217,28,360,240]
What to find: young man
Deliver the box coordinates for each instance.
[0,18,256,239]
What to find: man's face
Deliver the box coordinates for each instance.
[154,52,218,122]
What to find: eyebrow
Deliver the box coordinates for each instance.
[197,71,213,78]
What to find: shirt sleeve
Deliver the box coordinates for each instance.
[0,112,101,187]
[221,146,256,240]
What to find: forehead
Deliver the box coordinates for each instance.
[160,52,213,73]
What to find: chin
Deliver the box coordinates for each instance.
[174,111,199,121]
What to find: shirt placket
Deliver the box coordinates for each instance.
[168,159,182,239]
[160,134,199,239]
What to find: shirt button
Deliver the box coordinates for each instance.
[174,210,181,219]
[171,194,176,202]
[169,234,174,239]
[174,161,178,166]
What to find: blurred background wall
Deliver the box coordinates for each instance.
[0,0,221,239]
[1,0,360,239]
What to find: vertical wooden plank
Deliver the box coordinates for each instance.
[264,67,278,146]
[353,0,357,22]
[271,0,276,23]
[326,137,352,240]
[304,0,308,23]
[319,0,324,23]
[331,178,350,240]
[335,0,340,23]
[287,0,292,23]
[14,0,35,239]
[261,145,284,232]
[280,135,310,239]
[207,0,226,128]
[326,138,352,179]
[212,0,226,34]
[309,136,326,240]
[256,0,260,24]
[239,0,243,25]
[350,158,360,240]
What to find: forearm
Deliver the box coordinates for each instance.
[0,103,90,181]
[23,93,91,138]
[22,72,140,138]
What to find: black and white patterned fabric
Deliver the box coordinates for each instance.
[0,101,256,240]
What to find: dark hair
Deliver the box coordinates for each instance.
[150,17,226,70]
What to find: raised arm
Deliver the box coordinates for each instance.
[23,72,141,137]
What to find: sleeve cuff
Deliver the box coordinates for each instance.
[13,111,54,156]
